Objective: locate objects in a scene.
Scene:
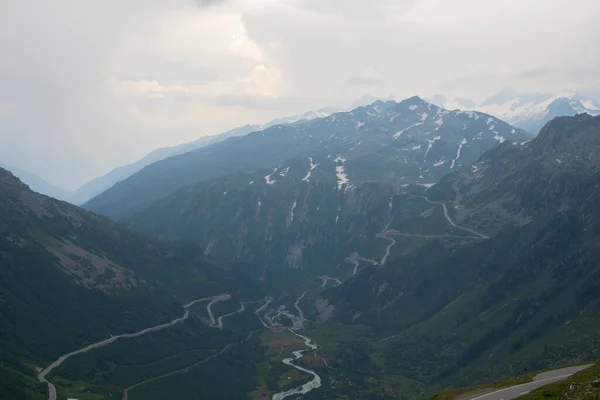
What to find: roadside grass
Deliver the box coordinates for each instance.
[427,362,597,400]
[516,363,600,400]
[262,330,306,360]
[249,362,272,400]
[54,377,104,400]
[0,364,46,400]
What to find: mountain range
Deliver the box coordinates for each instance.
[86,96,530,221]
[8,91,597,206]
[1,107,340,206]
[2,99,600,399]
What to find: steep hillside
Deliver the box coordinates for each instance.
[319,115,600,396]
[86,97,529,220]
[128,156,396,285]
[429,113,600,235]
[0,167,259,399]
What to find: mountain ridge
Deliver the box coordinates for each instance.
[87,96,530,221]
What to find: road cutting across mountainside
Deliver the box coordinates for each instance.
[421,196,489,239]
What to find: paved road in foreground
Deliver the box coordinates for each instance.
[470,365,594,400]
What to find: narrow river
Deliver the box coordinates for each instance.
[272,330,322,400]
[266,291,323,400]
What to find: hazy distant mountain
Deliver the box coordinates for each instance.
[443,89,600,133]
[2,108,338,205]
[263,107,342,128]
[70,124,262,205]
[349,94,395,109]
[71,108,340,205]
[0,163,72,201]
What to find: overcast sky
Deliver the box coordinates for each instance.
[1,0,599,189]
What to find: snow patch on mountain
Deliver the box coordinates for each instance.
[279,167,290,177]
[389,113,402,123]
[290,201,297,222]
[336,166,349,190]
[451,138,468,169]
[302,157,319,182]
[265,168,277,185]
[435,118,444,130]
[424,136,442,162]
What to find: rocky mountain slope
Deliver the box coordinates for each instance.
[87,97,529,221]
[429,113,600,235]
[127,156,396,285]
[322,114,600,395]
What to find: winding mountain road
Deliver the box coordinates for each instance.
[345,257,360,275]
[344,253,379,275]
[377,233,396,265]
[214,302,245,329]
[294,291,307,321]
[255,297,273,328]
[319,275,342,288]
[205,294,232,327]
[38,294,228,400]
[372,196,488,270]
[421,197,489,239]
[385,230,483,240]
[39,196,490,400]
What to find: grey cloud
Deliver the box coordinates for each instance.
[346,76,385,86]
[193,0,229,7]
[209,93,329,114]
[298,0,416,19]
[454,97,477,109]
[2,0,600,189]
[516,68,551,79]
